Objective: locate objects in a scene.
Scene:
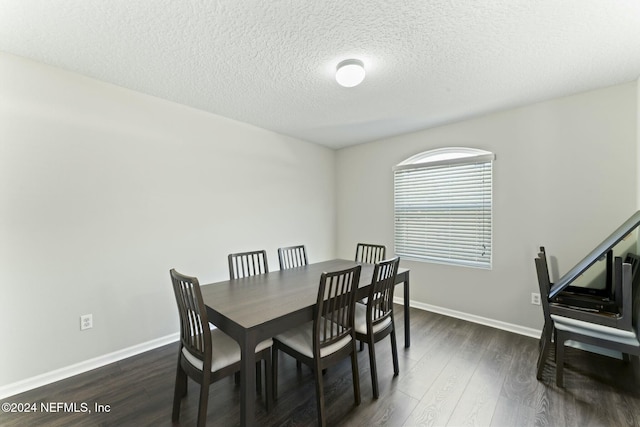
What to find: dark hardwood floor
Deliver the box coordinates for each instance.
[2,306,639,426]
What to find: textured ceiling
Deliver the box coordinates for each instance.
[1,1,640,149]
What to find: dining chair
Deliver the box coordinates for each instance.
[276,245,310,369]
[272,265,362,427]
[534,247,555,381]
[551,258,640,387]
[355,243,386,264]
[354,257,400,398]
[278,244,308,270]
[228,249,269,279]
[227,249,270,385]
[169,269,273,427]
[535,249,640,387]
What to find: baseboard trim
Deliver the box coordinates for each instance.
[1,301,542,400]
[0,333,179,400]
[395,297,541,339]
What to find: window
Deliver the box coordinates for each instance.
[394,147,494,269]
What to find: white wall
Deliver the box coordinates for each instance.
[336,82,638,330]
[0,53,336,388]
[1,50,637,393]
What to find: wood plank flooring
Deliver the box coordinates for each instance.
[2,305,639,426]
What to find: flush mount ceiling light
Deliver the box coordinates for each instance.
[335,59,365,88]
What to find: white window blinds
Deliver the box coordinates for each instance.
[394,149,494,269]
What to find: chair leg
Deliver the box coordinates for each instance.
[196,380,210,427]
[536,324,553,381]
[351,345,361,406]
[314,358,326,427]
[367,338,380,399]
[264,351,273,412]
[272,346,279,399]
[538,320,551,351]
[172,363,187,422]
[555,332,565,388]
[390,328,399,376]
[536,338,552,381]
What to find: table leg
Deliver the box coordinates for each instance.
[403,272,410,348]
[240,336,257,427]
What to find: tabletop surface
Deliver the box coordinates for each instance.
[201,259,407,330]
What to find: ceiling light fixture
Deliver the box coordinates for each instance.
[335,59,365,88]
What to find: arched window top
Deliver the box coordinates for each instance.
[396,147,495,170]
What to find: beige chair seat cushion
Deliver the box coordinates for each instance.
[354,301,392,335]
[182,329,272,373]
[275,321,353,359]
[551,314,640,347]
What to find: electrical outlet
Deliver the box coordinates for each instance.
[80,314,93,330]
[531,293,541,306]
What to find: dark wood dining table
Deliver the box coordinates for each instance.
[201,258,410,427]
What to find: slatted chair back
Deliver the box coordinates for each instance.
[367,257,400,331]
[534,247,556,381]
[278,245,308,270]
[535,247,553,330]
[355,243,386,264]
[314,265,362,356]
[170,269,211,369]
[228,250,269,279]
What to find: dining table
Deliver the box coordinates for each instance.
[200,258,410,427]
